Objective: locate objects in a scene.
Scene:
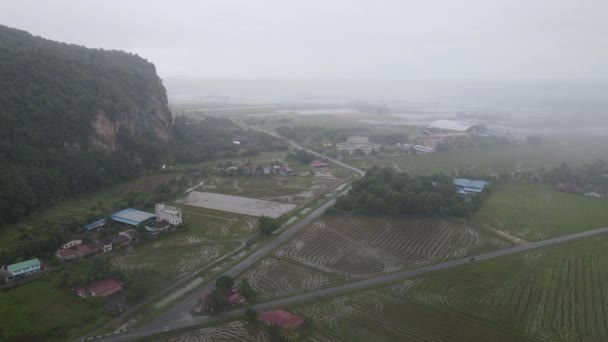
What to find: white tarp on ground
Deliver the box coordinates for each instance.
[175,191,296,218]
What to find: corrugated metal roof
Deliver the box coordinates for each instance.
[84,218,107,230]
[110,208,155,226]
[8,258,40,273]
[429,120,480,132]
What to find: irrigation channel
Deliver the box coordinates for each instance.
[89,226,608,342]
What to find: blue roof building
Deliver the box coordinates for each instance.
[84,218,107,231]
[110,208,155,226]
[453,178,489,194]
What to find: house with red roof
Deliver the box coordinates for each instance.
[261,310,304,329]
[75,243,97,257]
[75,278,124,298]
[309,160,329,168]
[55,248,78,261]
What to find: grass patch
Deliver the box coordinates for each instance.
[111,241,241,280]
[0,277,112,341]
[292,235,608,342]
[474,183,608,241]
[351,136,608,176]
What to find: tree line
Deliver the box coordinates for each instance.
[331,167,488,218]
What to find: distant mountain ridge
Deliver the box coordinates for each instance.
[0,25,172,224]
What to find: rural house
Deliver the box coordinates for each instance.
[55,249,77,262]
[96,237,113,253]
[119,229,141,241]
[261,310,304,329]
[62,239,82,249]
[155,203,183,226]
[111,235,131,247]
[4,258,41,279]
[75,278,124,298]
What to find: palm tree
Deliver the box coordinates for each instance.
[281,327,300,342]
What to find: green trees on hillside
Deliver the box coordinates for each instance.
[0,25,169,225]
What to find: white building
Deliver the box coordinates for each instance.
[155,203,183,226]
[336,136,381,154]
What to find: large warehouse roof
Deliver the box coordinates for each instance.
[111,208,155,226]
[428,120,483,132]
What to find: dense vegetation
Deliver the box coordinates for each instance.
[0,25,171,225]
[332,167,486,217]
[172,115,285,164]
[542,160,608,195]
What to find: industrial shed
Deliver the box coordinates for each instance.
[110,208,155,226]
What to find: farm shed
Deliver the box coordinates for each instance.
[110,208,155,226]
[75,278,124,298]
[262,310,304,329]
[84,218,107,231]
[453,178,489,193]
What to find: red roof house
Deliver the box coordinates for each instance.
[309,160,329,168]
[76,243,96,257]
[75,278,124,298]
[55,248,78,261]
[261,310,304,329]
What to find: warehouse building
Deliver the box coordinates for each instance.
[110,208,155,226]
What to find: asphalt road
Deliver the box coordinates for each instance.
[92,226,608,342]
[248,127,366,177]
[133,184,352,334]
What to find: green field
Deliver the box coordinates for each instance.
[475,183,608,241]
[293,235,608,342]
[0,277,111,341]
[195,175,340,205]
[351,137,608,176]
[112,241,240,280]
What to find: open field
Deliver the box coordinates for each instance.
[239,258,339,300]
[293,235,608,342]
[351,137,608,176]
[170,204,257,242]
[274,216,510,279]
[195,176,340,205]
[176,191,297,218]
[0,277,111,341]
[475,183,608,241]
[111,241,240,280]
[149,320,269,342]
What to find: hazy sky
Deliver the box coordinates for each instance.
[2,0,607,80]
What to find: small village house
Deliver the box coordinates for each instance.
[261,310,304,329]
[62,239,82,249]
[75,278,124,298]
[96,237,113,253]
[119,229,141,241]
[111,235,131,247]
[155,203,183,226]
[55,249,78,262]
[3,258,41,280]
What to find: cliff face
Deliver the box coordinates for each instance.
[0,24,174,224]
[0,24,173,153]
[91,81,173,151]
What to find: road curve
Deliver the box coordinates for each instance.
[248,126,366,177]
[93,226,608,342]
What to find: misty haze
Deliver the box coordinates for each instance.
[1,1,607,341]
